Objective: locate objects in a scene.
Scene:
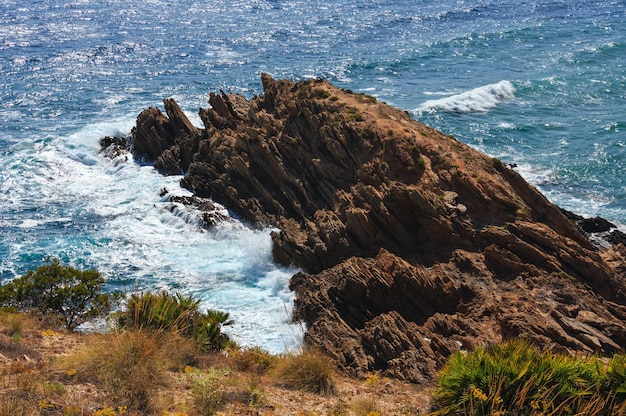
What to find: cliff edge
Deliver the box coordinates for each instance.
[120,75,626,383]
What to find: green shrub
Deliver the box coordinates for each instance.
[313,88,331,99]
[118,291,233,351]
[273,349,336,396]
[357,93,377,104]
[0,258,116,331]
[601,354,626,401]
[430,339,626,416]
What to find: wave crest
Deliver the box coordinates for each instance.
[414,80,516,114]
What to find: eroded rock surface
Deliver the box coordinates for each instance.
[125,75,626,383]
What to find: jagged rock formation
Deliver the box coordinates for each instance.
[127,74,626,383]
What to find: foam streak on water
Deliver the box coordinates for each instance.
[1,0,625,350]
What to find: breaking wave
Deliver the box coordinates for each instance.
[413,81,516,114]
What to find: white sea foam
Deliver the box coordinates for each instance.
[498,122,516,129]
[413,80,516,114]
[513,162,624,222]
[514,162,556,187]
[1,119,303,353]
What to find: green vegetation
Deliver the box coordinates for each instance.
[313,88,331,99]
[4,263,410,415]
[188,367,230,416]
[118,291,234,352]
[345,107,364,122]
[431,339,626,415]
[492,157,504,169]
[357,93,378,104]
[0,258,117,331]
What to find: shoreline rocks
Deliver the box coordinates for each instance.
[103,75,626,383]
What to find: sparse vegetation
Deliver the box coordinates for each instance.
[189,367,230,416]
[492,157,504,169]
[351,397,381,416]
[11,258,626,416]
[345,107,365,122]
[5,299,625,415]
[1,278,422,415]
[229,345,275,374]
[357,93,378,104]
[313,88,331,99]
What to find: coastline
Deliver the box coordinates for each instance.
[102,75,626,383]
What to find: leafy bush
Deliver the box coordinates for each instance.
[118,291,233,351]
[430,338,626,416]
[273,349,336,396]
[0,258,116,331]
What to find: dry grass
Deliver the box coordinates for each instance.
[351,396,382,415]
[57,330,201,413]
[0,311,430,415]
[272,349,337,396]
[227,345,276,374]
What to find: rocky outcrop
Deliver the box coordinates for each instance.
[132,98,200,174]
[123,74,626,383]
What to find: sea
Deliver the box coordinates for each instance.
[1,0,624,352]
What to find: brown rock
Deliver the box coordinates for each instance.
[125,74,626,383]
[131,98,200,174]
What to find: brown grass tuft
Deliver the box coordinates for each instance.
[57,330,170,413]
[351,396,382,416]
[272,349,336,396]
[228,345,275,375]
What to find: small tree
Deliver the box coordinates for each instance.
[0,258,114,331]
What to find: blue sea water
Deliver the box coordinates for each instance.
[1,0,624,351]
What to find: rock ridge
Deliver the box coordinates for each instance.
[121,74,626,383]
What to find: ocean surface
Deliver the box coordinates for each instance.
[1,0,624,351]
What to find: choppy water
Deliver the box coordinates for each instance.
[1,0,624,351]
